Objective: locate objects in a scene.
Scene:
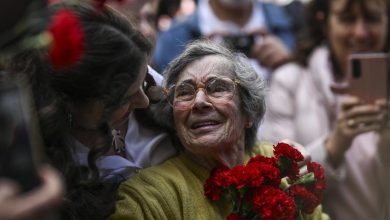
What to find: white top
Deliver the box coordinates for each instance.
[75,66,178,181]
[198,0,270,80]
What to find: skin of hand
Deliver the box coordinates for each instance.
[325,96,384,167]
[0,166,64,220]
[375,99,390,166]
[249,31,291,69]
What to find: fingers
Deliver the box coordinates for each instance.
[0,166,64,220]
[344,104,382,119]
[0,179,19,201]
[21,165,64,209]
[340,96,361,111]
[340,105,383,137]
[250,35,291,69]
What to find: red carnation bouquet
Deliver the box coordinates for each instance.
[204,142,325,220]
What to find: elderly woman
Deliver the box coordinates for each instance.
[110,40,328,219]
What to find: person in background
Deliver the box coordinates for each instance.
[8,2,152,219]
[109,40,328,220]
[258,0,390,219]
[156,0,181,31]
[152,0,299,81]
[0,0,64,219]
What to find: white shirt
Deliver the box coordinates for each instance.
[75,66,178,181]
[198,0,270,80]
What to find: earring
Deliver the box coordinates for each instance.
[67,112,73,128]
[111,129,126,157]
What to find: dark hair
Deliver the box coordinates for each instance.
[295,0,390,69]
[152,40,266,151]
[8,2,151,219]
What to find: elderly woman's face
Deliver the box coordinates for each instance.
[328,0,388,74]
[172,55,250,157]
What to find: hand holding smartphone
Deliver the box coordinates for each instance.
[0,79,44,192]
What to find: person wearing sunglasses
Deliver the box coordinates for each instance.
[110,40,328,219]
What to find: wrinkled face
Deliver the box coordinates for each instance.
[109,60,149,129]
[173,55,249,157]
[328,0,388,74]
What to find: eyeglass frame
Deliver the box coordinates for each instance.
[163,77,240,110]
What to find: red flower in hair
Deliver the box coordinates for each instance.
[48,9,85,69]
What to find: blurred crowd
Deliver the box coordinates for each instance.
[0,0,389,219]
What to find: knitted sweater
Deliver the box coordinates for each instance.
[110,143,328,220]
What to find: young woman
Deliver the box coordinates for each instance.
[8,2,152,219]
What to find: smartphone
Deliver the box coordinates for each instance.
[347,53,390,103]
[0,79,43,192]
[223,34,255,56]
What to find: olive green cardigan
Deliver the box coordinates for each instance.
[110,143,329,220]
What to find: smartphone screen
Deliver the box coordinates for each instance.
[348,53,389,103]
[0,80,42,192]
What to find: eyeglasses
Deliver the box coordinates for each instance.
[164,77,240,110]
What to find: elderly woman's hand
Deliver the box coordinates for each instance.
[0,166,64,220]
[325,96,384,167]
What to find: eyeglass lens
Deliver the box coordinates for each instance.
[169,77,236,109]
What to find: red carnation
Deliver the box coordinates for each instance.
[48,9,85,69]
[251,186,296,220]
[227,213,246,220]
[204,166,230,201]
[274,143,304,180]
[274,143,304,162]
[248,155,277,166]
[248,162,281,187]
[203,142,326,219]
[288,185,320,214]
[307,162,326,196]
[229,164,265,188]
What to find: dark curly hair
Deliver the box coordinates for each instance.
[7,2,151,219]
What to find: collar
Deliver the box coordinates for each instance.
[198,0,266,35]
